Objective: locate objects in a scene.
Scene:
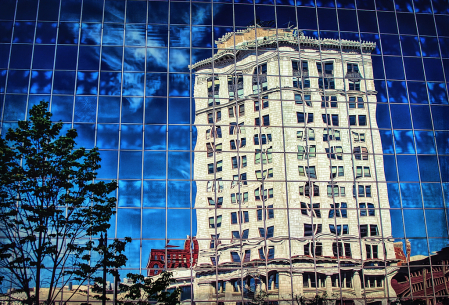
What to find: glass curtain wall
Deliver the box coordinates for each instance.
[0,0,448,304]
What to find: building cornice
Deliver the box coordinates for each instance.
[189,27,376,71]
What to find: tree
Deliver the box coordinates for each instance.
[0,101,119,305]
[118,271,181,305]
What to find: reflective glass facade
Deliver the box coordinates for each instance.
[0,0,448,304]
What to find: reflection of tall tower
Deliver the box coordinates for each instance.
[190,26,397,304]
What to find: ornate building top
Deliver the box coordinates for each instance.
[189,26,376,71]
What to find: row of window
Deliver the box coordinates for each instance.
[208,61,361,101]
[297,112,368,127]
[299,165,372,179]
[300,202,375,218]
[304,223,379,237]
[206,126,366,143]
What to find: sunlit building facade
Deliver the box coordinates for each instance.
[191,27,397,304]
[0,0,448,304]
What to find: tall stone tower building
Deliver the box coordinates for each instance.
[190,27,398,304]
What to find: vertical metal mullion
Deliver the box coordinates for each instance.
[165,0,171,275]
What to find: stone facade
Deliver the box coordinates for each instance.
[189,27,398,304]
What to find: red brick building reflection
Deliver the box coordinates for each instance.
[392,245,449,303]
[146,236,199,276]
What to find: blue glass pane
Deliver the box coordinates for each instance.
[100,72,122,95]
[425,210,448,238]
[411,105,433,129]
[35,22,57,44]
[170,2,190,25]
[384,56,405,80]
[147,48,168,72]
[55,45,78,70]
[407,82,427,104]
[377,11,398,34]
[103,24,124,46]
[10,44,32,69]
[400,36,420,56]
[60,0,81,21]
[169,98,190,124]
[143,152,166,179]
[53,71,76,94]
[435,131,449,154]
[123,73,145,96]
[144,125,167,150]
[414,131,436,154]
[122,240,140,268]
[146,73,167,96]
[421,183,444,208]
[104,0,125,23]
[143,181,166,207]
[118,180,142,207]
[276,6,297,28]
[126,0,147,23]
[376,0,394,11]
[74,96,97,122]
[357,11,377,33]
[168,181,190,208]
[97,150,118,179]
[82,0,104,22]
[379,130,394,153]
[0,22,13,43]
[397,155,419,182]
[16,0,38,20]
[120,125,143,150]
[3,95,27,121]
[73,123,95,149]
[121,97,144,123]
[192,27,213,48]
[213,5,234,26]
[0,0,16,20]
[78,46,100,70]
[380,35,401,56]
[101,47,123,71]
[0,71,5,93]
[387,183,400,208]
[13,22,35,43]
[297,7,317,30]
[169,49,190,73]
[125,24,146,46]
[148,2,169,24]
[337,9,358,32]
[32,45,55,70]
[145,98,167,124]
[397,13,417,35]
[142,209,165,239]
[389,209,404,238]
[387,81,408,103]
[30,71,52,94]
[431,106,449,130]
[0,45,10,69]
[147,25,169,47]
[28,95,50,116]
[423,58,444,82]
[169,25,191,47]
[390,104,411,129]
[400,183,422,208]
[51,96,73,122]
[427,82,448,105]
[418,156,440,182]
[168,152,190,179]
[98,97,120,123]
[374,80,387,102]
[7,70,30,94]
[124,48,146,71]
[416,14,436,36]
[371,56,385,79]
[435,15,449,36]
[393,130,415,154]
[420,37,440,57]
[76,72,99,95]
[38,0,60,21]
[119,151,142,179]
[117,209,141,238]
[80,23,102,45]
[96,124,119,149]
[167,209,190,239]
[169,73,190,97]
[440,156,449,182]
[192,3,212,25]
[168,125,190,150]
[57,22,80,44]
[403,210,426,238]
